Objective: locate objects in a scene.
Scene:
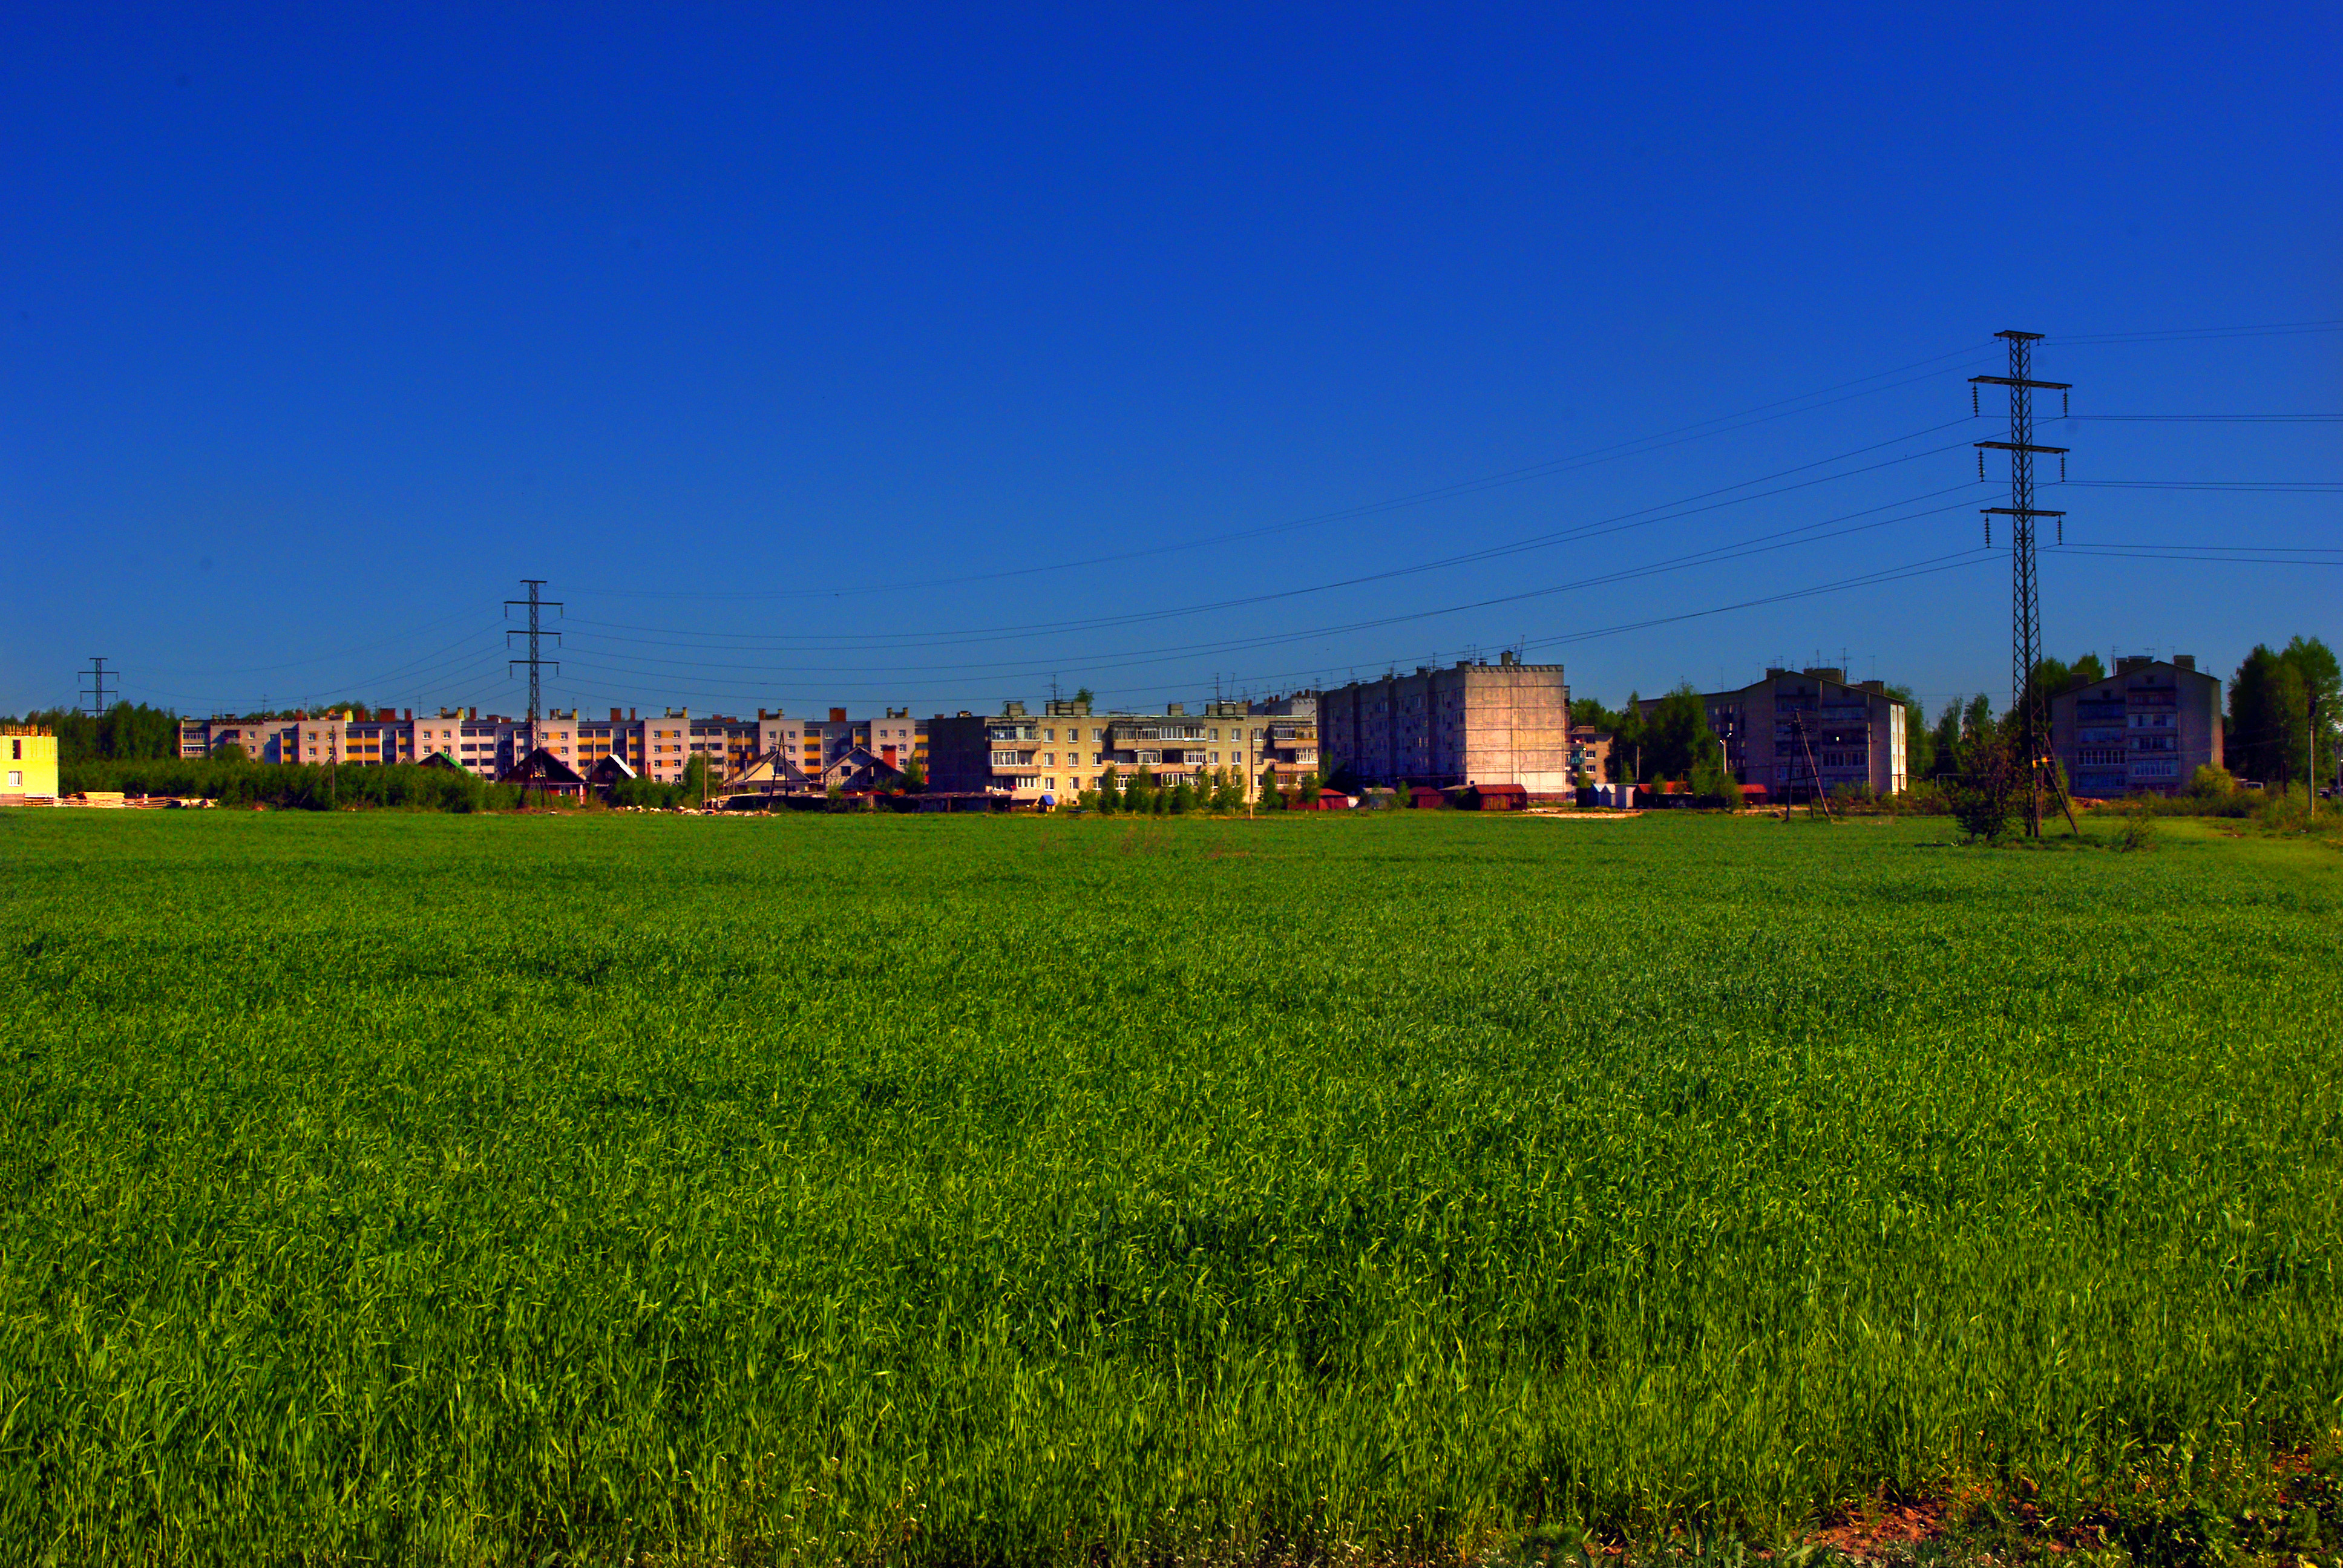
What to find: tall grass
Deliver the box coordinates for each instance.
[0,811,2336,1563]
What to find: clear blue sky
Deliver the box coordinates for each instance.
[4,3,2336,722]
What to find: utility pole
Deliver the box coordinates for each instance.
[2312,693,2322,822]
[1972,332,2071,839]
[79,657,114,718]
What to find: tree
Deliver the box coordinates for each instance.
[897,755,926,792]
[1258,766,1286,809]
[1096,765,1122,814]
[1611,694,1648,782]
[1929,699,1959,778]
[19,702,182,765]
[1168,777,1195,814]
[212,741,249,765]
[2230,644,2309,784]
[1639,685,1714,783]
[1688,746,1741,809]
[1948,727,2021,843]
[1213,768,1244,812]
[1073,687,1095,707]
[1568,696,1619,732]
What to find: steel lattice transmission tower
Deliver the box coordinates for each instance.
[504,580,563,731]
[79,656,114,718]
[1972,332,2070,838]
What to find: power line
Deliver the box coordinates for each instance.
[2059,480,2340,492]
[2059,414,2342,422]
[2055,318,2343,344]
[557,419,1996,656]
[561,344,2005,602]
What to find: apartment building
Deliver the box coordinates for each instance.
[2050,655,2223,797]
[1316,654,1573,792]
[175,704,927,789]
[1568,726,1614,784]
[1245,693,1321,789]
[979,697,1268,803]
[1660,668,1908,800]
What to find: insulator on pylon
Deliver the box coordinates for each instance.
[2057,517,2064,544]
[1985,517,1991,546]
[1973,385,1979,416]
[2061,454,2068,481]
[2063,390,2069,417]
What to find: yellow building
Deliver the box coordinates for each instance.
[2,726,59,803]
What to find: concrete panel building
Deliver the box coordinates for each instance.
[2050,655,2222,797]
[1651,668,1907,801]
[175,704,928,791]
[1315,654,1573,793]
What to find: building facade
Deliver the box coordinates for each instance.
[1315,654,1573,793]
[2,725,59,803]
[1654,668,1907,800]
[175,705,928,791]
[2050,655,2223,798]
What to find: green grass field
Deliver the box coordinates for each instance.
[0,809,2338,1565]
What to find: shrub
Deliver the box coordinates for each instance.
[2189,763,2235,799]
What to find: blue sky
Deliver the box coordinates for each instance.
[4,3,2336,721]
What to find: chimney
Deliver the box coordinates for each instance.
[2117,655,2151,675]
[467,707,477,719]
[1500,650,1518,665]
[2173,655,2195,671]
[830,707,848,723]
[1167,702,1186,716]
[402,708,411,720]
[629,708,637,720]
[611,707,623,722]
[1861,679,1885,694]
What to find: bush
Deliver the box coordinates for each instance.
[59,758,521,812]
[2189,763,2235,799]
[2119,815,2159,852]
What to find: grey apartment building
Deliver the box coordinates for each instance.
[2050,655,2222,797]
[1649,668,1907,800]
[1316,654,1573,793]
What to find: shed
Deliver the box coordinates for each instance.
[1471,783,1531,812]
[1408,786,1446,809]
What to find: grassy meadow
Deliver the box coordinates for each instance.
[0,808,2338,1564]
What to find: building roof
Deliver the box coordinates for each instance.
[499,748,586,786]
[585,753,639,783]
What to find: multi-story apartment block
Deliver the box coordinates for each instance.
[1659,668,1907,800]
[175,704,928,791]
[2050,655,2222,798]
[1567,725,1614,784]
[979,698,1267,803]
[1245,693,1321,789]
[1316,654,1572,793]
